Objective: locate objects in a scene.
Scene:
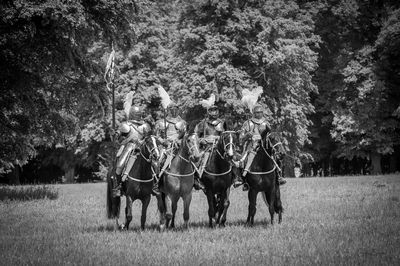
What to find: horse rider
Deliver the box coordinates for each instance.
[113,105,156,197]
[155,102,203,191]
[234,104,287,190]
[194,103,242,189]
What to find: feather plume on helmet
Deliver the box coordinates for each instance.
[241,87,263,113]
[199,93,216,109]
[157,85,172,109]
[123,91,135,120]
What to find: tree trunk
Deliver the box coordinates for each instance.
[9,166,21,185]
[389,154,397,173]
[370,152,382,175]
[64,167,75,183]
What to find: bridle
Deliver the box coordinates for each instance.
[216,131,236,159]
[204,131,235,176]
[140,135,160,163]
[164,133,200,177]
[247,132,277,175]
[127,135,159,183]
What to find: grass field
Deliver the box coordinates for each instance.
[1,175,400,265]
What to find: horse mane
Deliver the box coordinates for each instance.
[260,127,269,139]
[187,121,197,134]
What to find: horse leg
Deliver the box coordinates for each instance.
[157,194,167,232]
[164,194,172,228]
[183,192,192,229]
[215,194,222,224]
[170,196,178,228]
[265,188,275,225]
[219,187,231,227]
[123,196,133,230]
[246,189,257,226]
[140,195,151,230]
[275,185,283,224]
[205,191,216,228]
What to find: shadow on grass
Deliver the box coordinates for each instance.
[87,217,278,234]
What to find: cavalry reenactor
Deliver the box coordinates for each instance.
[235,104,287,190]
[113,105,155,197]
[154,102,188,190]
[193,94,225,189]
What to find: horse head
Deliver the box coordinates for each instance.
[185,133,202,162]
[260,128,274,155]
[217,130,237,161]
[142,135,161,162]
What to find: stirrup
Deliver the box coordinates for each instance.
[242,183,249,191]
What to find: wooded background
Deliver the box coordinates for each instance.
[1,0,399,184]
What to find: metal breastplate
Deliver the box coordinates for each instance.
[204,120,222,137]
[250,118,268,136]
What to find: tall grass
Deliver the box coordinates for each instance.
[0,175,399,265]
[0,185,58,201]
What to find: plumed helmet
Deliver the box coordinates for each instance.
[252,104,263,113]
[207,105,218,118]
[119,122,131,134]
[129,106,143,121]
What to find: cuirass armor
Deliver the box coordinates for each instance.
[157,116,185,141]
[249,118,268,136]
[204,119,223,136]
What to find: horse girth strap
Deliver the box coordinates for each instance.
[247,165,276,175]
[164,170,195,177]
[127,175,154,183]
[204,166,232,176]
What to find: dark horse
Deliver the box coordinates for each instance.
[160,132,202,230]
[106,135,163,230]
[201,127,237,227]
[245,129,283,226]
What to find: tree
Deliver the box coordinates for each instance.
[167,0,319,166]
[0,0,138,182]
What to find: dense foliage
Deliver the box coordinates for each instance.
[1,0,399,183]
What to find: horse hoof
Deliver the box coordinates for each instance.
[159,224,166,232]
[118,224,125,230]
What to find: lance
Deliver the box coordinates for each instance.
[105,43,116,162]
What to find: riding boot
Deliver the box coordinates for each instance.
[151,163,161,196]
[112,174,122,198]
[242,151,256,177]
[233,161,243,188]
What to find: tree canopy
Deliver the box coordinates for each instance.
[1,0,399,181]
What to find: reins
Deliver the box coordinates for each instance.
[247,133,279,175]
[203,131,234,176]
[129,135,158,182]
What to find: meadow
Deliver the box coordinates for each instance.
[1,175,399,265]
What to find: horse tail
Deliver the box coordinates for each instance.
[261,191,269,207]
[106,166,121,219]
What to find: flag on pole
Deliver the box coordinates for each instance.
[104,46,115,90]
